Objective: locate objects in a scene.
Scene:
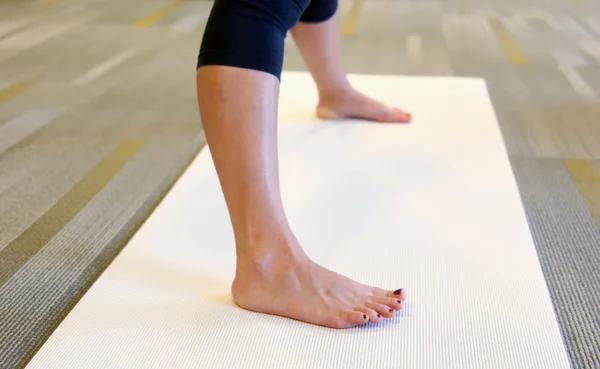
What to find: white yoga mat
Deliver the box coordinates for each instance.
[25,72,571,369]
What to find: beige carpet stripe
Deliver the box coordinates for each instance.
[0,139,146,287]
[0,107,64,155]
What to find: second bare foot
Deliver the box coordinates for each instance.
[316,88,412,123]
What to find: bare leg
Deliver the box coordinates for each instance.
[197,65,406,328]
[291,12,411,123]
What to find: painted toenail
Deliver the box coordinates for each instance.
[397,300,401,304]
[377,314,381,318]
[393,288,402,295]
[363,314,367,319]
[389,308,393,312]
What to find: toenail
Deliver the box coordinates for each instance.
[363,314,367,319]
[389,308,393,312]
[377,314,381,318]
[397,300,401,304]
[393,288,402,295]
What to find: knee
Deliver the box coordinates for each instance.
[197,0,311,79]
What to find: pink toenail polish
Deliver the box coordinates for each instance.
[393,288,402,295]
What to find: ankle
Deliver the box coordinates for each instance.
[318,80,354,103]
[235,233,308,275]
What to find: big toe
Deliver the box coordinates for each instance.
[373,287,407,302]
[391,288,407,301]
[385,107,411,123]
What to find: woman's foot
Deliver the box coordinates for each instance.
[316,88,412,123]
[232,240,406,329]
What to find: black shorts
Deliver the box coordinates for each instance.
[197,0,338,79]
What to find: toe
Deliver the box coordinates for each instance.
[356,306,383,323]
[392,108,411,123]
[341,311,370,326]
[377,109,399,122]
[373,287,406,301]
[372,296,403,311]
[366,301,395,318]
[387,288,407,301]
[370,105,398,122]
[376,107,411,123]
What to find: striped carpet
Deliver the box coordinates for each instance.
[1,0,599,368]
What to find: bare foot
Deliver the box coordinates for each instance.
[232,242,406,329]
[316,88,411,123]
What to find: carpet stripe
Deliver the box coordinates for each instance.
[0,108,65,155]
[559,65,597,101]
[340,0,364,35]
[513,157,600,369]
[564,159,600,227]
[73,50,136,85]
[170,12,207,33]
[0,19,29,39]
[0,82,32,103]
[0,139,146,287]
[132,0,185,28]
[490,19,530,64]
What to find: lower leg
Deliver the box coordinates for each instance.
[196,67,292,261]
[291,13,411,123]
[290,10,351,97]
[196,0,406,329]
[197,65,406,329]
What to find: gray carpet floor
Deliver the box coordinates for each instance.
[0,0,599,368]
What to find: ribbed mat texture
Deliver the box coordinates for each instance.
[23,73,572,369]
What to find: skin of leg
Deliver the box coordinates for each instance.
[290,12,412,122]
[195,0,409,329]
[196,65,407,328]
[196,66,290,258]
[290,11,350,98]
